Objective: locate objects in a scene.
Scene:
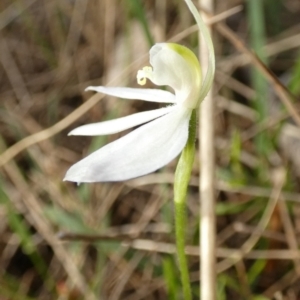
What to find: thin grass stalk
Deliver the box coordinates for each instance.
[198,0,216,299]
[247,0,270,157]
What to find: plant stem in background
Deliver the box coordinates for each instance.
[247,0,271,157]
[199,0,216,299]
[174,109,197,300]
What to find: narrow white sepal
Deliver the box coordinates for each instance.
[184,0,215,103]
[68,105,177,136]
[64,106,192,182]
[85,86,176,103]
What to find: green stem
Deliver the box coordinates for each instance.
[174,109,197,300]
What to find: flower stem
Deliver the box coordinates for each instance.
[174,109,197,300]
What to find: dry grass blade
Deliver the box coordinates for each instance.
[215,23,300,127]
[1,150,97,300]
[198,0,216,299]
[0,93,104,167]
[60,234,300,260]
[278,197,300,275]
[217,168,286,273]
[0,0,38,30]
[0,37,31,106]
[170,5,242,43]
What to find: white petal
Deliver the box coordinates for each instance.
[86,86,176,103]
[69,105,176,136]
[64,106,192,182]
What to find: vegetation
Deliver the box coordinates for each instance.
[0,0,300,299]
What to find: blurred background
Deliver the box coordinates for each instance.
[1,0,300,299]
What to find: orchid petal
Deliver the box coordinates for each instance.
[64,106,192,182]
[86,86,176,103]
[69,105,176,136]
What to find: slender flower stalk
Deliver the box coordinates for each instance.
[174,109,197,300]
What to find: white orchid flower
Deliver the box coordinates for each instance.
[64,40,214,183]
